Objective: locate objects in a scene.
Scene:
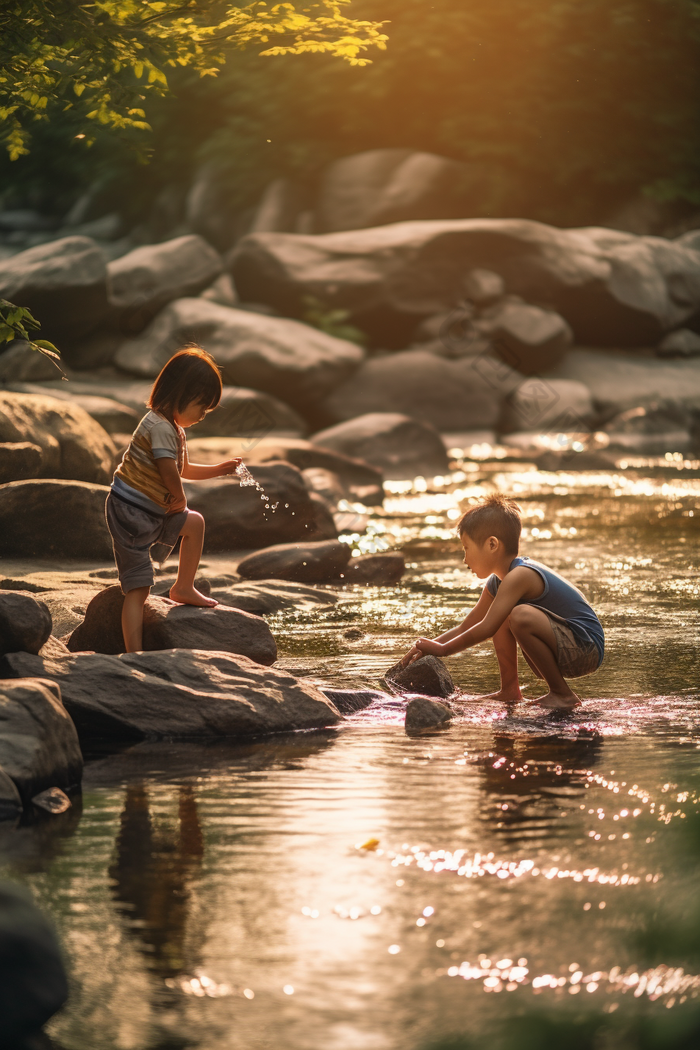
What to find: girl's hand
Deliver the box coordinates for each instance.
[169,493,187,513]
[415,637,444,656]
[218,458,242,476]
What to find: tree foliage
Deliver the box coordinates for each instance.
[0,300,64,374]
[0,0,387,159]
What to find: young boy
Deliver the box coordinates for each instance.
[401,494,604,709]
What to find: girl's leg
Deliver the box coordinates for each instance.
[484,615,523,703]
[122,586,150,653]
[509,605,579,709]
[169,511,217,607]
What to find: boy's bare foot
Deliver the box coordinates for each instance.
[483,688,523,704]
[169,585,218,608]
[529,690,580,711]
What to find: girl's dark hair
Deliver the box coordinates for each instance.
[457,493,522,554]
[148,346,222,420]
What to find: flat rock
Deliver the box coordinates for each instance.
[344,552,405,585]
[0,678,83,800]
[3,650,341,742]
[0,480,112,559]
[237,539,351,583]
[0,882,69,1043]
[405,695,453,732]
[67,586,277,664]
[0,591,52,656]
[108,234,223,332]
[385,654,455,698]
[0,441,43,483]
[113,297,364,412]
[0,235,109,344]
[210,579,337,615]
[500,378,595,434]
[313,412,449,479]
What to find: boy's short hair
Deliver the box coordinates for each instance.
[148,346,222,420]
[457,493,521,554]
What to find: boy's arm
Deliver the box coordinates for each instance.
[398,586,494,667]
[155,457,187,512]
[415,571,532,657]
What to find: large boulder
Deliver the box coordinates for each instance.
[344,552,405,585]
[0,882,69,1045]
[3,649,341,742]
[113,298,364,411]
[316,349,518,431]
[0,591,52,656]
[6,383,139,435]
[312,412,449,479]
[0,235,109,344]
[316,149,490,233]
[67,586,277,664]
[185,163,253,252]
[0,341,59,382]
[0,480,112,559]
[0,679,83,800]
[108,235,223,333]
[237,539,351,583]
[487,300,572,374]
[0,442,43,483]
[0,391,116,484]
[185,462,336,551]
[194,385,306,437]
[230,219,700,348]
[499,378,595,434]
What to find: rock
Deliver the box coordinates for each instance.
[463,268,505,305]
[657,328,700,358]
[0,679,83,800]
[301,466,346,510]
[317,350,518,432]
[385,654,455,698]
[108,235,223,333]
[185,462,335,551]
[677,229,700,253]
[0,391,116,483]
[186,163,253,252]
[237,539,351,583]
[113,298,364,411]
[316,149,490,233]
[0,770,22,818]
[39,635,71,659]
[312,412,449,479]
[0,341,59,382]
[3,650,341,742]
[544,349,700,415]
[0,591,52,656]
[210,579,337,615]
[7,384,140,435]
[344,552,405,585]
[603,403,692,455]
[319,688,385,713]
[13,376,152,416]
[488,301,572,374]
[0,442,43,483]
[67,586,277,665]
[250,178,304,234]
[405,695,453,731]
[0,235,109,344]
[230,219,700,349]
[0,882,69,1044]
[195,385,306,437]
[0,480,112,559]
[500,378,595,434]
[200,271,238,307]
[32,786,71,814]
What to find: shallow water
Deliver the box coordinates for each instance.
[1,463,699,1050]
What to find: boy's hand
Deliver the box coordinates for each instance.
[218,458,242,476]
[415,637,445,656]
[398,645,421,669]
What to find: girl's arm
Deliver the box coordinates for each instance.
[181,457,242,480]
[156,457,187,512]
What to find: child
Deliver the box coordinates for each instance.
[401,494,604,709]
[105,347,242,653]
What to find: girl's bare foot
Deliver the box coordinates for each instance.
[169,585,218,608]
[529,690,580,711]
[483,688,523,704]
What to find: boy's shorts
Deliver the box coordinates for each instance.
[105,493,188,594]
[527,608,601,679]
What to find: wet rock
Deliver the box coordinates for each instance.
[0,441,43,483]
[67,585,277,664]
[210,579,337,615]
[185,462,334,551]
[657,328,700,358]
[237,539,351,583]
[0,391,116,484]
[464,268,505,305]
[405,695,453,732]
[500,378,594,434]
[3,650,341,742]
[603,403,692,455]
[113,298,364,412]
[317,350,518,432]
[0,341,58,382]
[0,591,52,656]
[0,480,112,559]
[0,881,69,1044]
[230,219,700,349]
[344,552,405,585]
[108,235,223,333]
[320,688,386,714]
[0,769,22,819]
[489,301,572,374]
[0,679,83,801]
[0,235,109,343]
[32,786,71,814]
[385,654,455,698]
[316,149,490,232]
[312,412,449,480]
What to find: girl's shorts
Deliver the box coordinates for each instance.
[105,493,188,594]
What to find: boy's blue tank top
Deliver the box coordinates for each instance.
[487,556,604,663]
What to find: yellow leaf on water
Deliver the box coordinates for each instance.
[359,838,380,851]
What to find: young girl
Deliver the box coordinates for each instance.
[106,347,241,653]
